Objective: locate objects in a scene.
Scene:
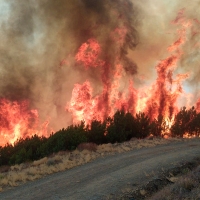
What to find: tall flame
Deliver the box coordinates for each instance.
[0,99,48,146]
[67,9,198,129]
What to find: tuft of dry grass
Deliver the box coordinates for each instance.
[148,186,172,200]
[0,166,10,173]
[77,142,98,152]
[177,176,197,191]
[149,164,200,200]
[46,156,62,166]
[33,157,48,166]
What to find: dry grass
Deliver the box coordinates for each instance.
[77,142,98,151]
[33,157,48,166]
[0,166,10,173]
[0,137,190,191]
[149,165,200,200]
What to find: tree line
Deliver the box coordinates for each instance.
[0,107,200,166]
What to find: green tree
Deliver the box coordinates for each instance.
[0,144,14,165]
[106,110,135,143]
[171,107,197,137]
[150,115,165,137]
[87,120,106,144]
[134,112,151,138]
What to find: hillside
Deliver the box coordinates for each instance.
[0,137,199,199]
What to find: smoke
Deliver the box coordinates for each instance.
[0,0,139,129]
[131,0,200,85]
[0,1,36,100]
[1,0,200,132]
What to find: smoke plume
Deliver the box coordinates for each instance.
[0,0,200,137]
[0,0,139,129]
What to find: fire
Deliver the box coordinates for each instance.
[67,9,198,133]
[67,81,96,124]
[0,8,200,146]
[0,99,48,146]
[75,39,104,69]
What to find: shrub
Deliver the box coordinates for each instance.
[38,122,88,155]
[124,112,137,139]
[106,111,131,143]
[171,107,197,137]
[8,135,47,165]
[0,144,14,166]
[86,120,106,144]
[134,112,151,138]
[9,148,27,165]
[187,113,200,136]
[65,122,88,150]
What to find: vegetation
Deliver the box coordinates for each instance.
[0,107,200,166]
[171,107,200,137]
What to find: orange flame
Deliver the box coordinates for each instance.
[0,99,48,146]
[67,9,199,136]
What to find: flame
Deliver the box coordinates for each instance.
[0,98,48,146]
[75,39,104,69]
[67,10,197,129]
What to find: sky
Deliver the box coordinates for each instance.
[0,0,9,18]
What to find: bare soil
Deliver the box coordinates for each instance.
[0,138,200,200]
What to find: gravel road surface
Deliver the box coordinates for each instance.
[0,139,200,200]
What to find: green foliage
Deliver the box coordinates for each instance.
[9,135,47,165]
[123,112,136,139]
[134,112,151,138]
[37,130,67,156]
[86,120,106,144]
[188,113,200,136]
[38,121,88,156]
[106,111,129,143]
[10,148,27,164]
[0,144,14,166]
[171,107,197,137]
[106,117,118,143]
[65,122,88,150]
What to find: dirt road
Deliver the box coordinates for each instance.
[0,138,200,200]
